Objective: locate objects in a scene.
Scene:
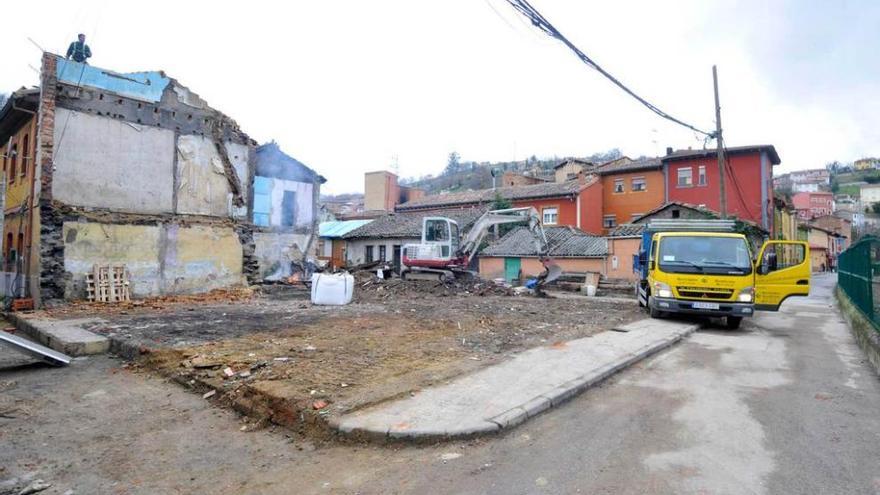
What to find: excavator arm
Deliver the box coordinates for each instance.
[458,207,561,286]
[458,207,548,262]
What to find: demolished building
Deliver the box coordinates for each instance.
[253,142,326,280]
[0,53,323,305]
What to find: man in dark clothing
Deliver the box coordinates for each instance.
[66,34,92,63]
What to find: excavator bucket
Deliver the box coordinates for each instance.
[536,259,563,287]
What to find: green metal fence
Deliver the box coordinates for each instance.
[838,235,880,331]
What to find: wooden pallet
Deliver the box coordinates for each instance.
[86,264,131,303]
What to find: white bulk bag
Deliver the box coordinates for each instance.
[310,273,354,305]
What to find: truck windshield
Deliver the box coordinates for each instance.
[658,236,752,275]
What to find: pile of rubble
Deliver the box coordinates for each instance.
[354,273,514,300]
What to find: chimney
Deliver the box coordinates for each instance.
[666,147,674,156]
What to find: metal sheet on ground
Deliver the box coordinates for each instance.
[0,332,71,366]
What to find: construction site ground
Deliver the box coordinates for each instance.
[23,280,642,442]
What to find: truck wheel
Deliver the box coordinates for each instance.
[726,316,743,329]
[647,297,663,318]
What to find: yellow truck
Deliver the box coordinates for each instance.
[634,220,811,329]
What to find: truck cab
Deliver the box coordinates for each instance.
[635,220,810,329]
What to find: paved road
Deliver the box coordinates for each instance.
[2,273,879,494]
[339,272,880,494]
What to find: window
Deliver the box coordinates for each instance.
[677,167,693,187]
[671,209,681,218]
[631,177,646,192]
[542,207,558,225]
[698,165,707,186]
[365,245,374,262]
[8,143,16,183]
[4,232,11,263]
[379,245,386,261]
[603,215,617,228]
[281,190,296,227]
[425,219,449,241]
[20,135,28,178]
[659,236,752,275]
[613,178,625,193]
[566,172,578,180]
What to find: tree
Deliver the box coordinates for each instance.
[825,161,843,174]
[444,151,461,175]
[490,192,516,239]
[0,93,7,109]
[588,148,623,164]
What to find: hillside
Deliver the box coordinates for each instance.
[400,149,623,195]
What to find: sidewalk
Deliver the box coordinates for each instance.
[332,318,699,440]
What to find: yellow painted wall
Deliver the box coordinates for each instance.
[62,221,244,298]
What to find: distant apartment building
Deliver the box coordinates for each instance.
[860,184,880,207]
[793,191,834,219]
[854,157,880,171]
[792,180,825,193]
[789,168,830,185]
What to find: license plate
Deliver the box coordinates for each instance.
[692,302,720,310]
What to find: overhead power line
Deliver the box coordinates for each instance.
[502,0,714,137]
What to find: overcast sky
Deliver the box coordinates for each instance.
[3,1,878,194]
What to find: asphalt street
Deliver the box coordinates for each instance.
[2,273,879,495]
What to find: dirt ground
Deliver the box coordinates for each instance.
[22,281,642,441]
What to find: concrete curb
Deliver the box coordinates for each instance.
[331,321,699,442]
[480,323,698,436]
[4,313,110,356]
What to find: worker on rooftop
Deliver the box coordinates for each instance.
[65,34,92,64]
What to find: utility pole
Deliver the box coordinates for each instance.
[713,65,727,219]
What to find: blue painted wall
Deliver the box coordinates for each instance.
[253,176,272,227]
[55,56,170,103]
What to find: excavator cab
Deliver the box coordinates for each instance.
[421,217,460,260]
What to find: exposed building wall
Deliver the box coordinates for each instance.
[605,237,640,281]
[253,176,314,228]
[31,53,261,303]
[176,134,248,218]
[52,108,175,213]
[601,169,664,229]
[479,256,605,281]
[62,221,244,298]
[252,231,312,279]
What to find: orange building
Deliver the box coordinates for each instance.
[597,157,665,232]
[0,89,40,297]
